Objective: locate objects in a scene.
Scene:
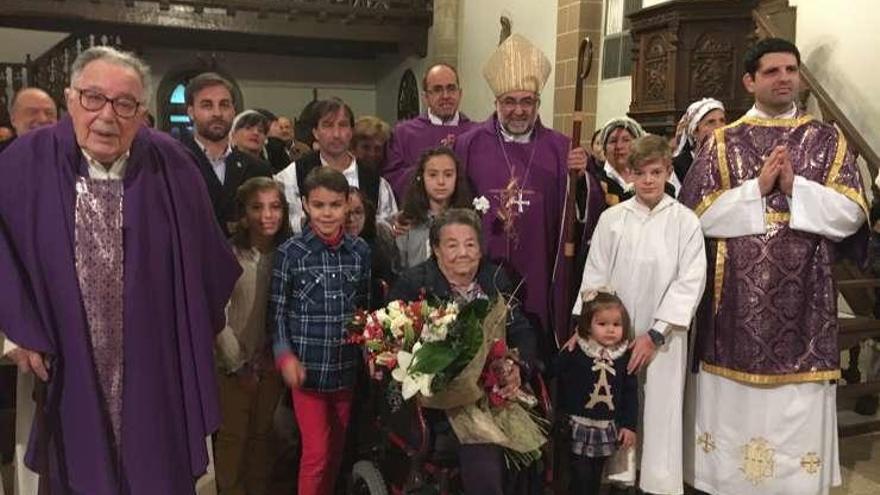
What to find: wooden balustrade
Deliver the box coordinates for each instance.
[0,63,29,124]
[1,0,433,58]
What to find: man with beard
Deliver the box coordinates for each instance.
[0,87,58,154]
[383,63,477,200]
[455,34,579,352]
[180,72,272,235]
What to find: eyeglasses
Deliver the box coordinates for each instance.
[72,87,142,118]
[498,97,538,111]
[425,84,460,96]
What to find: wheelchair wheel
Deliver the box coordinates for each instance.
[350,460,388,495]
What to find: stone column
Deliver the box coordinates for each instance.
[432,0,460,68]
[553,0,603,140]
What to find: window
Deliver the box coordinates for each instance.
[165,83,191,134]
[602,0,643,79]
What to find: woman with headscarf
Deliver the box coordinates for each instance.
[230,109,273,169]
[592,117,645,205]
[671,98,726,184]
[594,116,683,201]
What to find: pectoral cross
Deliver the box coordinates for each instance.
[511,190,531,213]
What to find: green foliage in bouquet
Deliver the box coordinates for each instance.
[410,298,489,393]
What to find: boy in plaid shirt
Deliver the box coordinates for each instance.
[270,167,371,495]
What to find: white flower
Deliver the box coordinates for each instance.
[391,343,434,399]
[386,300,406,320]
[374,308,389,325]
[389,314,410,338]
[473,196,490,214]
[421,322,448,343]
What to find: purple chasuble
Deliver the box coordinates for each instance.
[383,113,478,200]
[455,114,569,342]
[0,116,241,494]
[680,114,867,384]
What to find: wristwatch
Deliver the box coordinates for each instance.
[647,329,665,347]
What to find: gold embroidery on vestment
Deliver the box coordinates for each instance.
[713,241,727,314]
[764,212,791,224]
[801,452,822,475]
[741,437,775,486]
[702,362,841,385]
[697,432,716,453]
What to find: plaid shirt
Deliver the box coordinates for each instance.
[270,226,371,392]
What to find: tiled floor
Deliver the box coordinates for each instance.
[832,430,880,495]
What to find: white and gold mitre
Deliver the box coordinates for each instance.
[482,34,552,97]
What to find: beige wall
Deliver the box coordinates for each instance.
[142,48,378,121]
[792,0,880,160]
[457,0,559,126]
[0,28,68,64]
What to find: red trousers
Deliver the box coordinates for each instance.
[291,388,354,495]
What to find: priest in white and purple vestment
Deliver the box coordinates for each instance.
[680,38,868,495]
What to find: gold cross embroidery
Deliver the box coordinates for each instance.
[800,452,821,475]
[697,432,716,453]
[741,437,775,486]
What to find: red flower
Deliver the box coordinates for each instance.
[480,339,510,407]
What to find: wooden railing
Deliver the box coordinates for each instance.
[0,32,127,113]
[753,10,880,182]
[0,63,29,123]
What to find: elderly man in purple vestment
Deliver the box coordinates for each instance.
[680,38,867,495]
[383,63,477,201]
[455,34,585,348]
[0,46,241,494]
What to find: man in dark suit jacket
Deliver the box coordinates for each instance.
[180,72,272,235]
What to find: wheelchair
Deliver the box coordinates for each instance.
[348,368,554,495]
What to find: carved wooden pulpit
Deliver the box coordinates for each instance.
[627,0,760,135]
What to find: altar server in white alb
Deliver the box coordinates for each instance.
[680,37,868,495]
[572,134,707,495]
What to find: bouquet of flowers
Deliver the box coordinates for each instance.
[348,295,548,468]
[348,296,486,400]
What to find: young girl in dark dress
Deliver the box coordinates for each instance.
[558,291,638,495]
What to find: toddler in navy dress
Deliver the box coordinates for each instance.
[558,290,638,495]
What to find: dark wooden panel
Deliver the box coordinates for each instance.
[627,0,759,135]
